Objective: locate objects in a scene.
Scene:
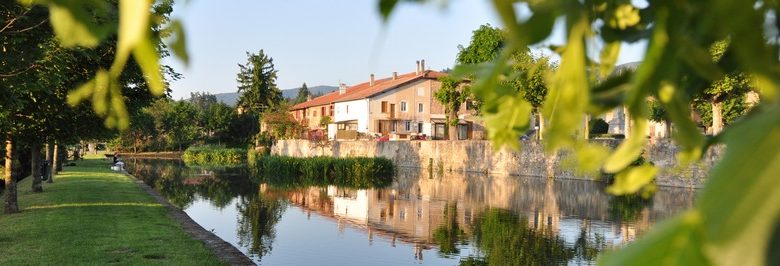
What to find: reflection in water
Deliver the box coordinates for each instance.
[125,159,697,265]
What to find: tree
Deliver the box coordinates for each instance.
[205,102,236,145]
[695,41,753,134]
[236,50,283,116]
[434,77,467,140]
[456,24,504,65]
[294,83,310,104]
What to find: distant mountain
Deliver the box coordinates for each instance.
[283,85,338,100]
[213,92,240,106]
[210,85,337,106]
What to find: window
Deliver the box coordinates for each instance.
[418,122,423,133]
[313,111,317,117]
[400,101,408,112]
[381,101,387,113]
[405,121,411,131]
[321,107,326,117]
[417,87,425,96]
[418,103,424,113]
[346,105,349,113]
[329,106,334,116]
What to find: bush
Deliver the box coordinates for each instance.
[589,118,610,134]
[249,155,394,188]
[183,145,247,166]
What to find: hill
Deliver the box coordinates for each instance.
[210,85,337,106]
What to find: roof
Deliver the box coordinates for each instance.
[291,70,446,110]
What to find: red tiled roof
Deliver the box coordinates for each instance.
[291,70,445,110]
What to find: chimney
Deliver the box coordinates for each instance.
[392,72,398,80]
[420,59,426,72]
[415,60,420,75]
[370,74,375,86]
[339,83,347,95]
[306,94,312,101]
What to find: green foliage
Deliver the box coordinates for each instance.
[17,0,184,130]
[588,118,609,135]
[294,83,310,104]
[456,24,504,65]
[319,115,332,128]
[236,50,283,116]
[182,145,247,166]
[434,76,468,127]
[261,104,306,140]
[249,155,394,189]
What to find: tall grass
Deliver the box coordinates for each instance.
[182,145,246,166]
[249,155,394,188]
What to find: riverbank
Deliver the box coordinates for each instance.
[118,151,183,159]
[0,158,231,265]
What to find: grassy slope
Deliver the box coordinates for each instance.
[0,157,224,265]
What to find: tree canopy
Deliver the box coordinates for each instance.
[236,50,283,116]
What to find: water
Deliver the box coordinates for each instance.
[124,158,697,265]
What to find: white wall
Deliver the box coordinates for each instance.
[334,99,370,133]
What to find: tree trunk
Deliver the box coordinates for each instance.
[51,142,60,178]
[583,115,590,140]
[30,142,43,192]
[623,106,631,137]
[46,141,54,183]
[447,109,458,140]
[664,119,672,139]
[4,134,19,214]
[56,145,64,172]
[711,100,724,135]
[537,112,545,140]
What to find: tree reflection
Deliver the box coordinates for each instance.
[236,190,286,260]
[433,203,466,255]
[608,194,652,223]
[461,208,574,266]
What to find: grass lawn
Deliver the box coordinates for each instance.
[0,157,224,265]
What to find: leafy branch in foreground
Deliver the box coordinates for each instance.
[384,0,780,265]
[18,0,188,130]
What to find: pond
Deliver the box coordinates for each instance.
[124,158,697,265]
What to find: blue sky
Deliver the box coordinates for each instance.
[163,1,646,99]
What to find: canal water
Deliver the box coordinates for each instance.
[124,158,697,265]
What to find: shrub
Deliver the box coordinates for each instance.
[183,145,247,166]
[249,155,394,188]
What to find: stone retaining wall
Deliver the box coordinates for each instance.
[271,139,721,188]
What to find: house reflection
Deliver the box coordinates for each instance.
[258,167,696,262]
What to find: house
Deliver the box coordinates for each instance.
[291,60,483,140]
[331,60,481,140]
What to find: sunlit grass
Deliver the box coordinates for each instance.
[0,158,224,265]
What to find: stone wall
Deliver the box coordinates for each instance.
[271,139,720,188]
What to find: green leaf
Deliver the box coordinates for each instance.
[48,1,100,47]
[117,0,152,55]
[606,163,657,195]
[599,211,709,266]
[169,20,189,65]
[697,105,780,266]
[542,16,589,151]
[599,41,621,78]
[603,118,647,173]
[378,0,399,22]
[133,38,165,96]
[484,95,532,150]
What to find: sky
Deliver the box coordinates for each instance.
[163,1,646,100]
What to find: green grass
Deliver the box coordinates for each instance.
[0,158,225,265]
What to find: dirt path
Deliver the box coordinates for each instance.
[127,173,256,265]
